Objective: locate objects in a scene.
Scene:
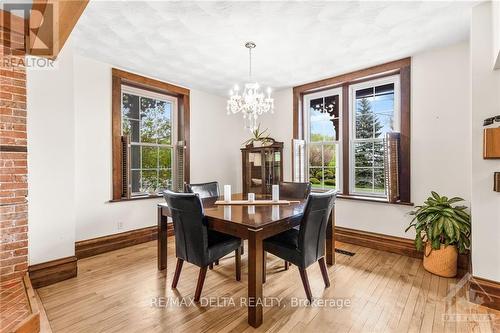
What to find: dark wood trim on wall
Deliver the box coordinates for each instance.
[294,58,411,93]
[399,65,411,203]
[341,84,350,195]
[75,224,174,260]
[469,276,500,311]
[28,256,78,289]
[335,226,470,278]
[111,68,190,200]
[293,58,412,204]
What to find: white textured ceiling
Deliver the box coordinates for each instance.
[72,1,476,96]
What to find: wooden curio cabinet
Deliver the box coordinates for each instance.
[241,139,283,195]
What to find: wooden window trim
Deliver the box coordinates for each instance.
[111,68,190,201]
[293,58,411,204]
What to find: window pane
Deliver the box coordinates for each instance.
[159,148,171,169]
[309,145,322,167]
[324,95,339,118]
[374,168,386,193]
[131,170,140,193]
[159,169,172,191]
[142,146,158,169]
[355,97,375,139]
[140,97,158,143]
[354,142,373,167]
[375,83,394,96]
[309,95,339,142]
[141,170,158,192]
[323,144,336,167]
[373,90,395,138]
[354,168,373,192]
[158,102,172,145]
[123,119,139,142]
[373,141,385,167]
[309,168,322,186]
[131,145,140,169]
[355,87,373,99]
[323,168,336,188]
[122,93,139,119]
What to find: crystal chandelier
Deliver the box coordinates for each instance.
[227,42,274,131]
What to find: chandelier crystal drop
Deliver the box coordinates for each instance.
[227,42,274,131]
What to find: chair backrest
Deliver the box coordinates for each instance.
[185,181,220,199]
[163,190,208,266]
[279,181,312,199]
[298,190,337,267]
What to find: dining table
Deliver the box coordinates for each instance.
[157,193,336,328]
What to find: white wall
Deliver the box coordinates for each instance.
[264,42,471,239]
[493,0,500,69]
[27,44,76,265]
[190,89,248,193]
[471,2,500,282]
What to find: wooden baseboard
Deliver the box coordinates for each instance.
[12,275,41,333]
[335,226,470,277]
[469,276,500,311]
[28,256,77,289]
[75,224,174,260]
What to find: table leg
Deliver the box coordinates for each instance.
[247,229,263,328]
[326,207,335,265]
[157,206,168,270]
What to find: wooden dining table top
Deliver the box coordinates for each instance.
[158,193,308,229]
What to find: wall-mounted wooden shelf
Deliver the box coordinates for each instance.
[483,127,500,159]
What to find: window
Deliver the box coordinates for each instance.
[350,76,400,197]
[293,58,411,204]
[121,86,176,195]
[111,68,190,201]
[304,89,342,191]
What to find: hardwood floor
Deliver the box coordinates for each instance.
[37,239,500,333]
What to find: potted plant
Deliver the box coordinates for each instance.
[242,124,273,147]
[405,191,471,277]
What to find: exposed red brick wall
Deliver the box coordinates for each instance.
[0,24,28,283]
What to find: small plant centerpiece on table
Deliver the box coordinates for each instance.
[405,191,471,277]
[242,124,274,147]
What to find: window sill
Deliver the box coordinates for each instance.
[108,194,164,203]
[336,194,414,206]
[311,189,413,206]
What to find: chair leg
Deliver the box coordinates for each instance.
[209,263,213,270]
[284,261,289,270]
[235,248,241,281]
[194,266,208,302]
[318,257,330,288]
[171,258,183,289]
[262,251,267,283]
[241,244,244,255]
[215,259,219,265]
[298,268,313,304]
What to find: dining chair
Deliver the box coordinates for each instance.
[279,181,312,199]
[278,181,312,269]
[185,181,219,199]
[263,190,337,303]
[185,181,243,261]
[163,190,242,302]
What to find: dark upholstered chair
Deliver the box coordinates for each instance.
[279,181,312,199]
[263,190,337,302]
[185,181,219,199]
[278,181,312,269]
[163,190,242,302]
[185,181,241,261]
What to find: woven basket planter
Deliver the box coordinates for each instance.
[423,243,458,277]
